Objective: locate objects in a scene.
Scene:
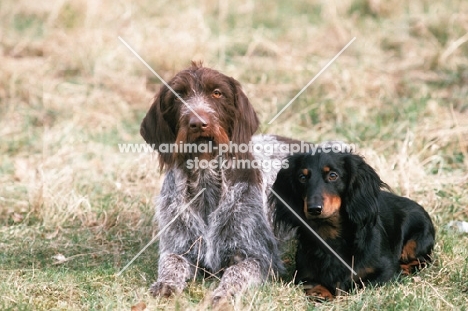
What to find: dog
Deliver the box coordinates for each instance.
[270,151,435,299]
[140,62,292,303]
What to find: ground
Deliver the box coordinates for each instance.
[1,0,467,310]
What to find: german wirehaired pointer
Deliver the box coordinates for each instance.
[140,62,290,303]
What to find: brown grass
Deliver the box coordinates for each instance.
[1,0,468,310]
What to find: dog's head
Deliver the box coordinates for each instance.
[271,152,386,232]
[140,62,259,170]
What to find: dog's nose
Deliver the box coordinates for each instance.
[189,115,208,131]
[307,205,322,215]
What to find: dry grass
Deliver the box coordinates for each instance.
[1,0,468,310]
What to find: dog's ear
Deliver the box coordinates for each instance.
[140,87,176,169]
[229,78,259,153]
[270,155,305,234]
[343,154,384,227]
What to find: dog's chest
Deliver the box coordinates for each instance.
[187,169,223,223]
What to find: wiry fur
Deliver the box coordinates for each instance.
[140,63,291,303]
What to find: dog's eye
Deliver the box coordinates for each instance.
[327,172,339,182]
[298,174,307,183]
[212,89,223,98]
[174,93,184,101]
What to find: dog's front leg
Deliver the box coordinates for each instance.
[150,253,193,297]
[211,258,262,304]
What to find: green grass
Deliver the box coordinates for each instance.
[1,0,468,309]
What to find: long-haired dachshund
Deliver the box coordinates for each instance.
[270,151,435,299]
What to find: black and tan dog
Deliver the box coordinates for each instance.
[270,151,435,299]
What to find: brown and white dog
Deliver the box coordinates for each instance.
[140,62,291,303]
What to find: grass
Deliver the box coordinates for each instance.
[1,0,468,309]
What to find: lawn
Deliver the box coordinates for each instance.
[1,0,467,310]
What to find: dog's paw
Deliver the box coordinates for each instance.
[210,293,233,310]
[400,259,426,275]
[304,284,334,301]
[149,281,181,298]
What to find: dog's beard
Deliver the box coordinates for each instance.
[173,125,230,163]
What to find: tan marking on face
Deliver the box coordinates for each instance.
[302,168,309,176]
[307,194,342,238]
[322,193,341,218]
[323,166,330,173]
[401,239,417,262]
